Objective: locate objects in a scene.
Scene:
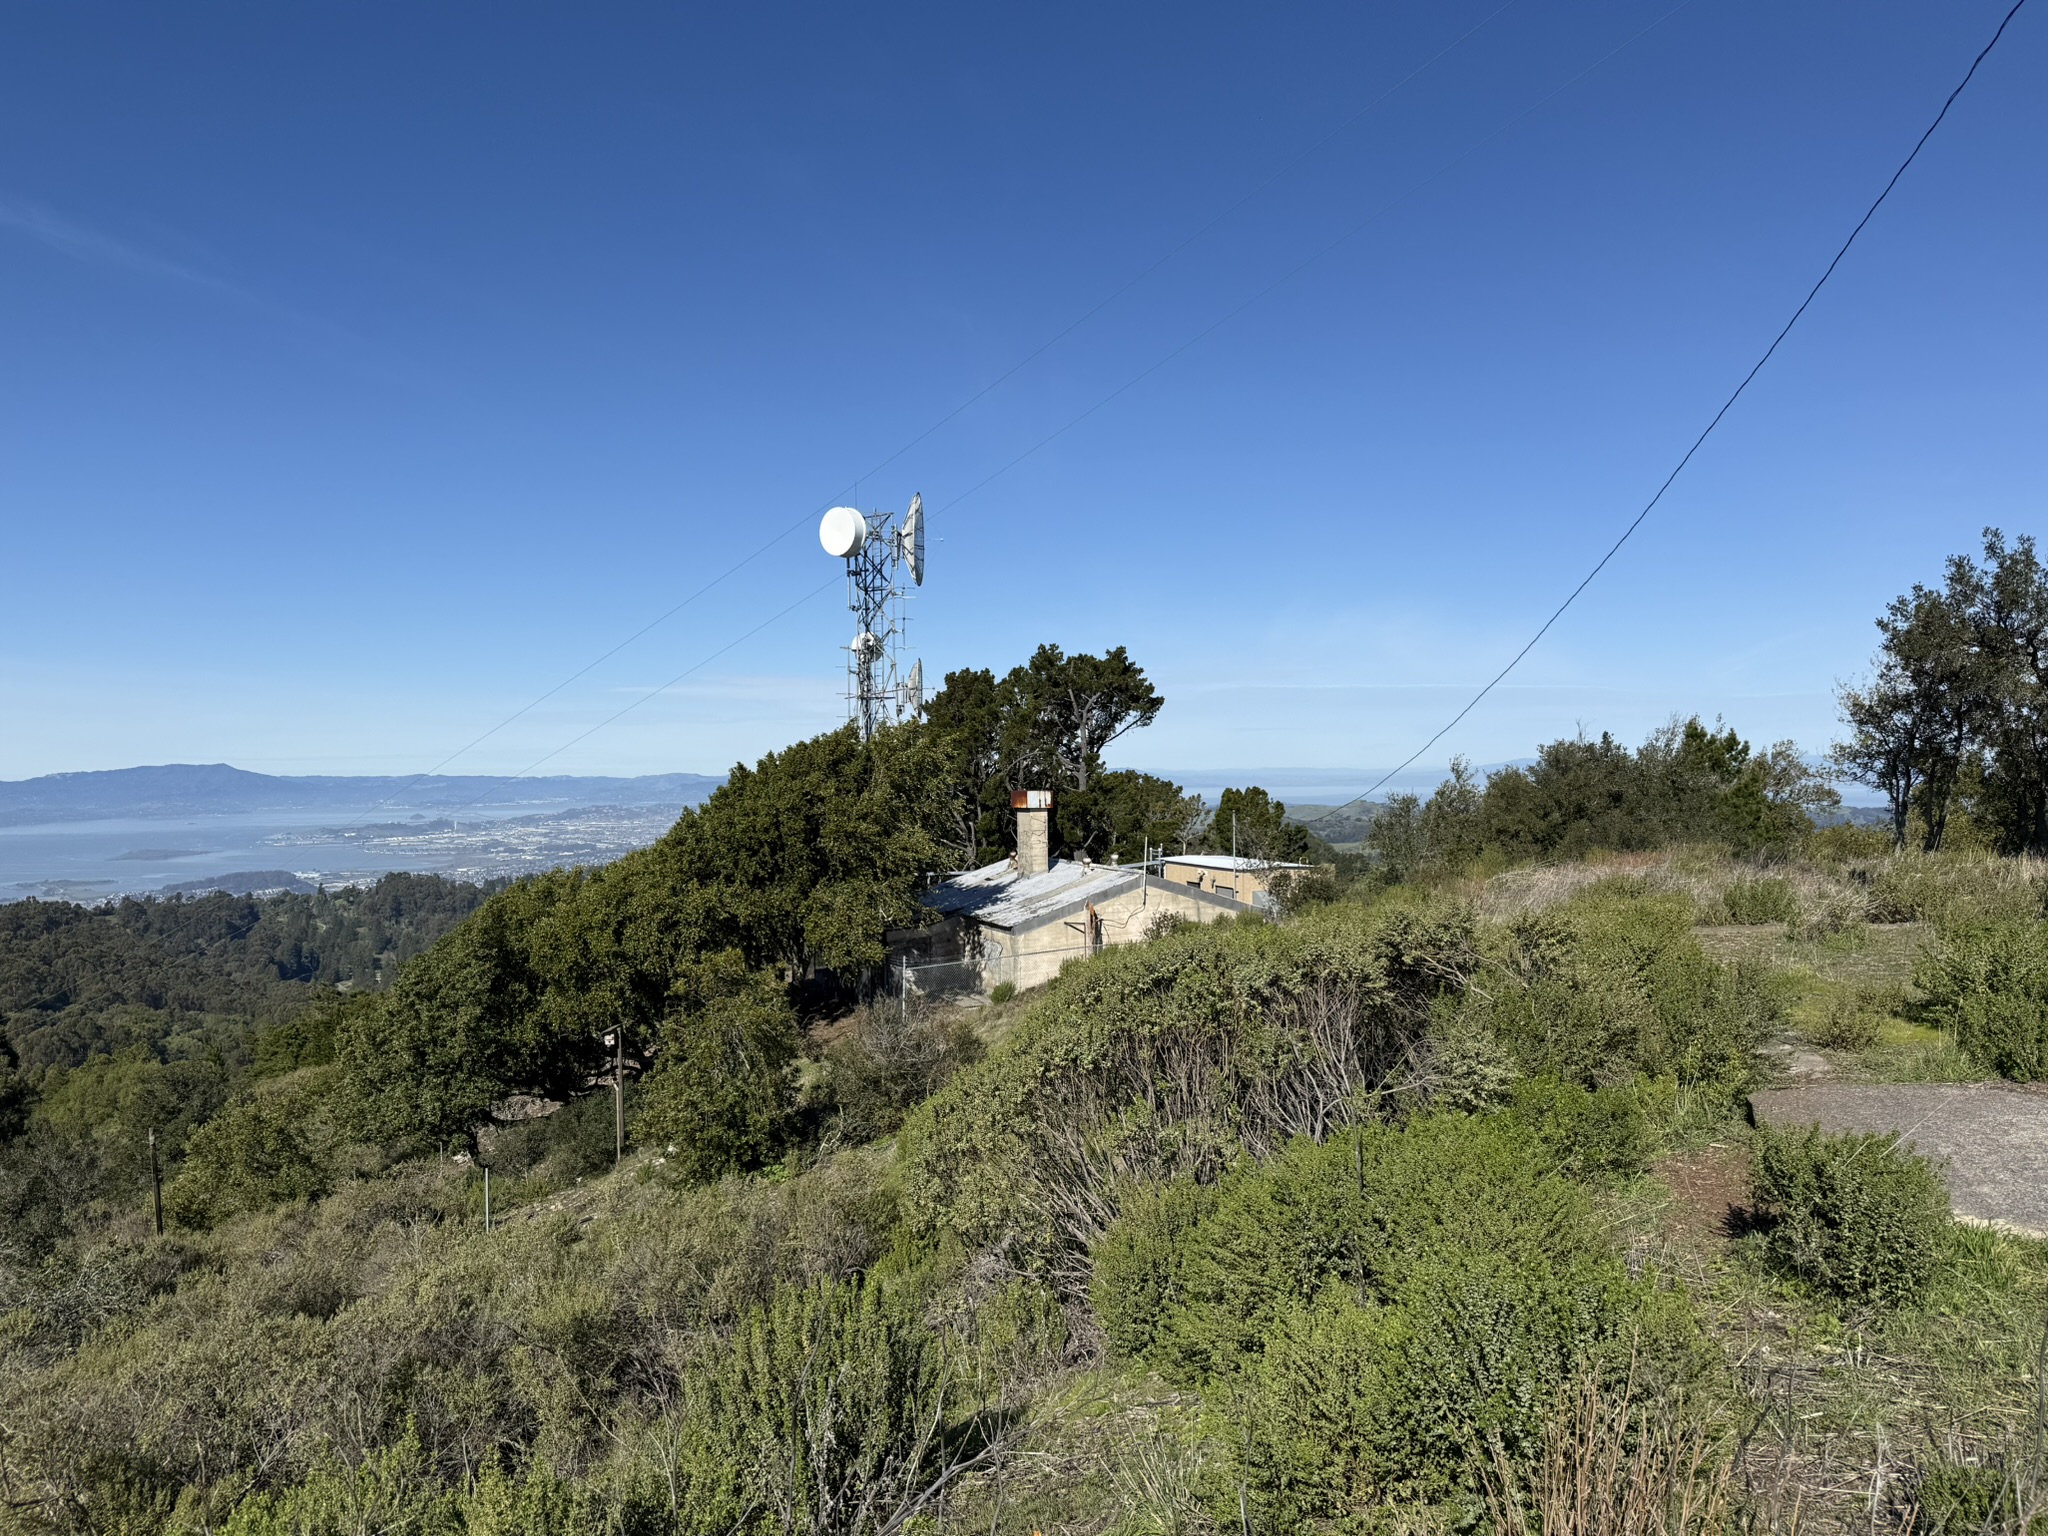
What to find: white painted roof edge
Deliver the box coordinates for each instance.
[1159,853,1313,872]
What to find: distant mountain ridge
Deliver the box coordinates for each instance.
[0,764,725,826]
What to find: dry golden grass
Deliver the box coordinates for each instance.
[1471,849,1865,928]
[1692,923,1925,992]
[1863,853,2048,927]
[1470,848,2048,939]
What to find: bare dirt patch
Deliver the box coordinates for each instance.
[1655,1141,1751,1245]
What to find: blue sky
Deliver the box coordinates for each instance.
[1,1,2041,795]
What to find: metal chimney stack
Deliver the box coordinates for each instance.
[1013,789,1052,876]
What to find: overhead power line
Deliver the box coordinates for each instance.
[35,2,2022,1007]
[421,579,840,817]
[339,1,1527,821]
[431,0,1670,819]
[1305,0,2032,827]
[931,0,1697,519]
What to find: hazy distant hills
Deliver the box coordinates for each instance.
[1283,803,1382,847]
[0,764,725,826]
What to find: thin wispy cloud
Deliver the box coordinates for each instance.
[0,193,383,362]
[0,195,251,299]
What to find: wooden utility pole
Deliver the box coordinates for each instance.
[148,1128,164,1236]
[609,1028,624,1167]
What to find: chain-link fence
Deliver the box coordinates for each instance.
[892,941,1104,1005]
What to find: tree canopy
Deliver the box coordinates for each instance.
[1369,720,1836,879]
[336,722,950,1151]
[1201,786,1329,865]
[921,643,1172,863]
[325,645,1183,1152]
[1835,529,2048,853]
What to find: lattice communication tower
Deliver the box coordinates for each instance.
[819,493,924,739]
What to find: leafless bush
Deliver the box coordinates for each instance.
[1023,970,1438,1290]
[1485,1368,1731,1536]
[826,1001,984,1141]
[902,905,1479,1296]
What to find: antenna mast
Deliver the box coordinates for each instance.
[819,493,925,739]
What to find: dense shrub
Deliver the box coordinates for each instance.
[0,1139,904,1532]
[902,902,1476,1286]
[705,1276,957,1534]
[1917,920,2048,1080]
[1150,1117,1626,1382]
[218,1430,461,1536]
[1477,888,1777,1101]
[1092,1116,1692,1526]
[960,1274,1071,1389]
[1750,1124,1950,1306]
[1090,1177,1218,1359]
[1913,1454,2036,1536]
[1420,1006,1517,1112]
[1808,993,1881,1051]
[1722,876,1797,925]
[1506,1076,1658,1181]
[633,972,801,1182]
[165,1068,340,1228]
[189,1268,969,1536]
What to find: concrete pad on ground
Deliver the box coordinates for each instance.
[1749,1081,2048,1239]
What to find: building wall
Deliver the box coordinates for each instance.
[978,877,1242,993]
[1160,858,1278,905]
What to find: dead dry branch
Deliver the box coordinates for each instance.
[1485,1367,1732,1536]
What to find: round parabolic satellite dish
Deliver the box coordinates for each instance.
[819,506,866,558]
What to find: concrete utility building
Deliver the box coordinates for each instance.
[1158,853,1318,909]
[892,790,1254,996]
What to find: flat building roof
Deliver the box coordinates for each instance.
[1160,854,1312,873]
